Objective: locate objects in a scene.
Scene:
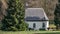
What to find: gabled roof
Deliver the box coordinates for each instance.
[25,8,49,21]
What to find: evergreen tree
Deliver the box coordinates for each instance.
[54,0,60,29]
[1,0,28,31]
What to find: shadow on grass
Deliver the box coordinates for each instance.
[34,32,60,34]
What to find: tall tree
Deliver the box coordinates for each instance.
[1,0,28,31]
[54,0,60,29]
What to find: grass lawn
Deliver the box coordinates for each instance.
[0,31,60,34]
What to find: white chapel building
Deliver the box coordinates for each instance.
[25,8,49,30]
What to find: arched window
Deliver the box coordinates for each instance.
[42,23,45,28]
[33,23,36,28]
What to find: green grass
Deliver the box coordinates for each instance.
[0,31,60,34]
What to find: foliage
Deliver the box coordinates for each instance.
[54,0,60,29]
[1,0,28,31]
[0,0,8,30]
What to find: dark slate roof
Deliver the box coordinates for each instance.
[25,8,49,21]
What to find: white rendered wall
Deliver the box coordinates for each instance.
[25,21,49,30]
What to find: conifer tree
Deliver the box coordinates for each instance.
[54,0,60,29]
[2,0,28,31]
